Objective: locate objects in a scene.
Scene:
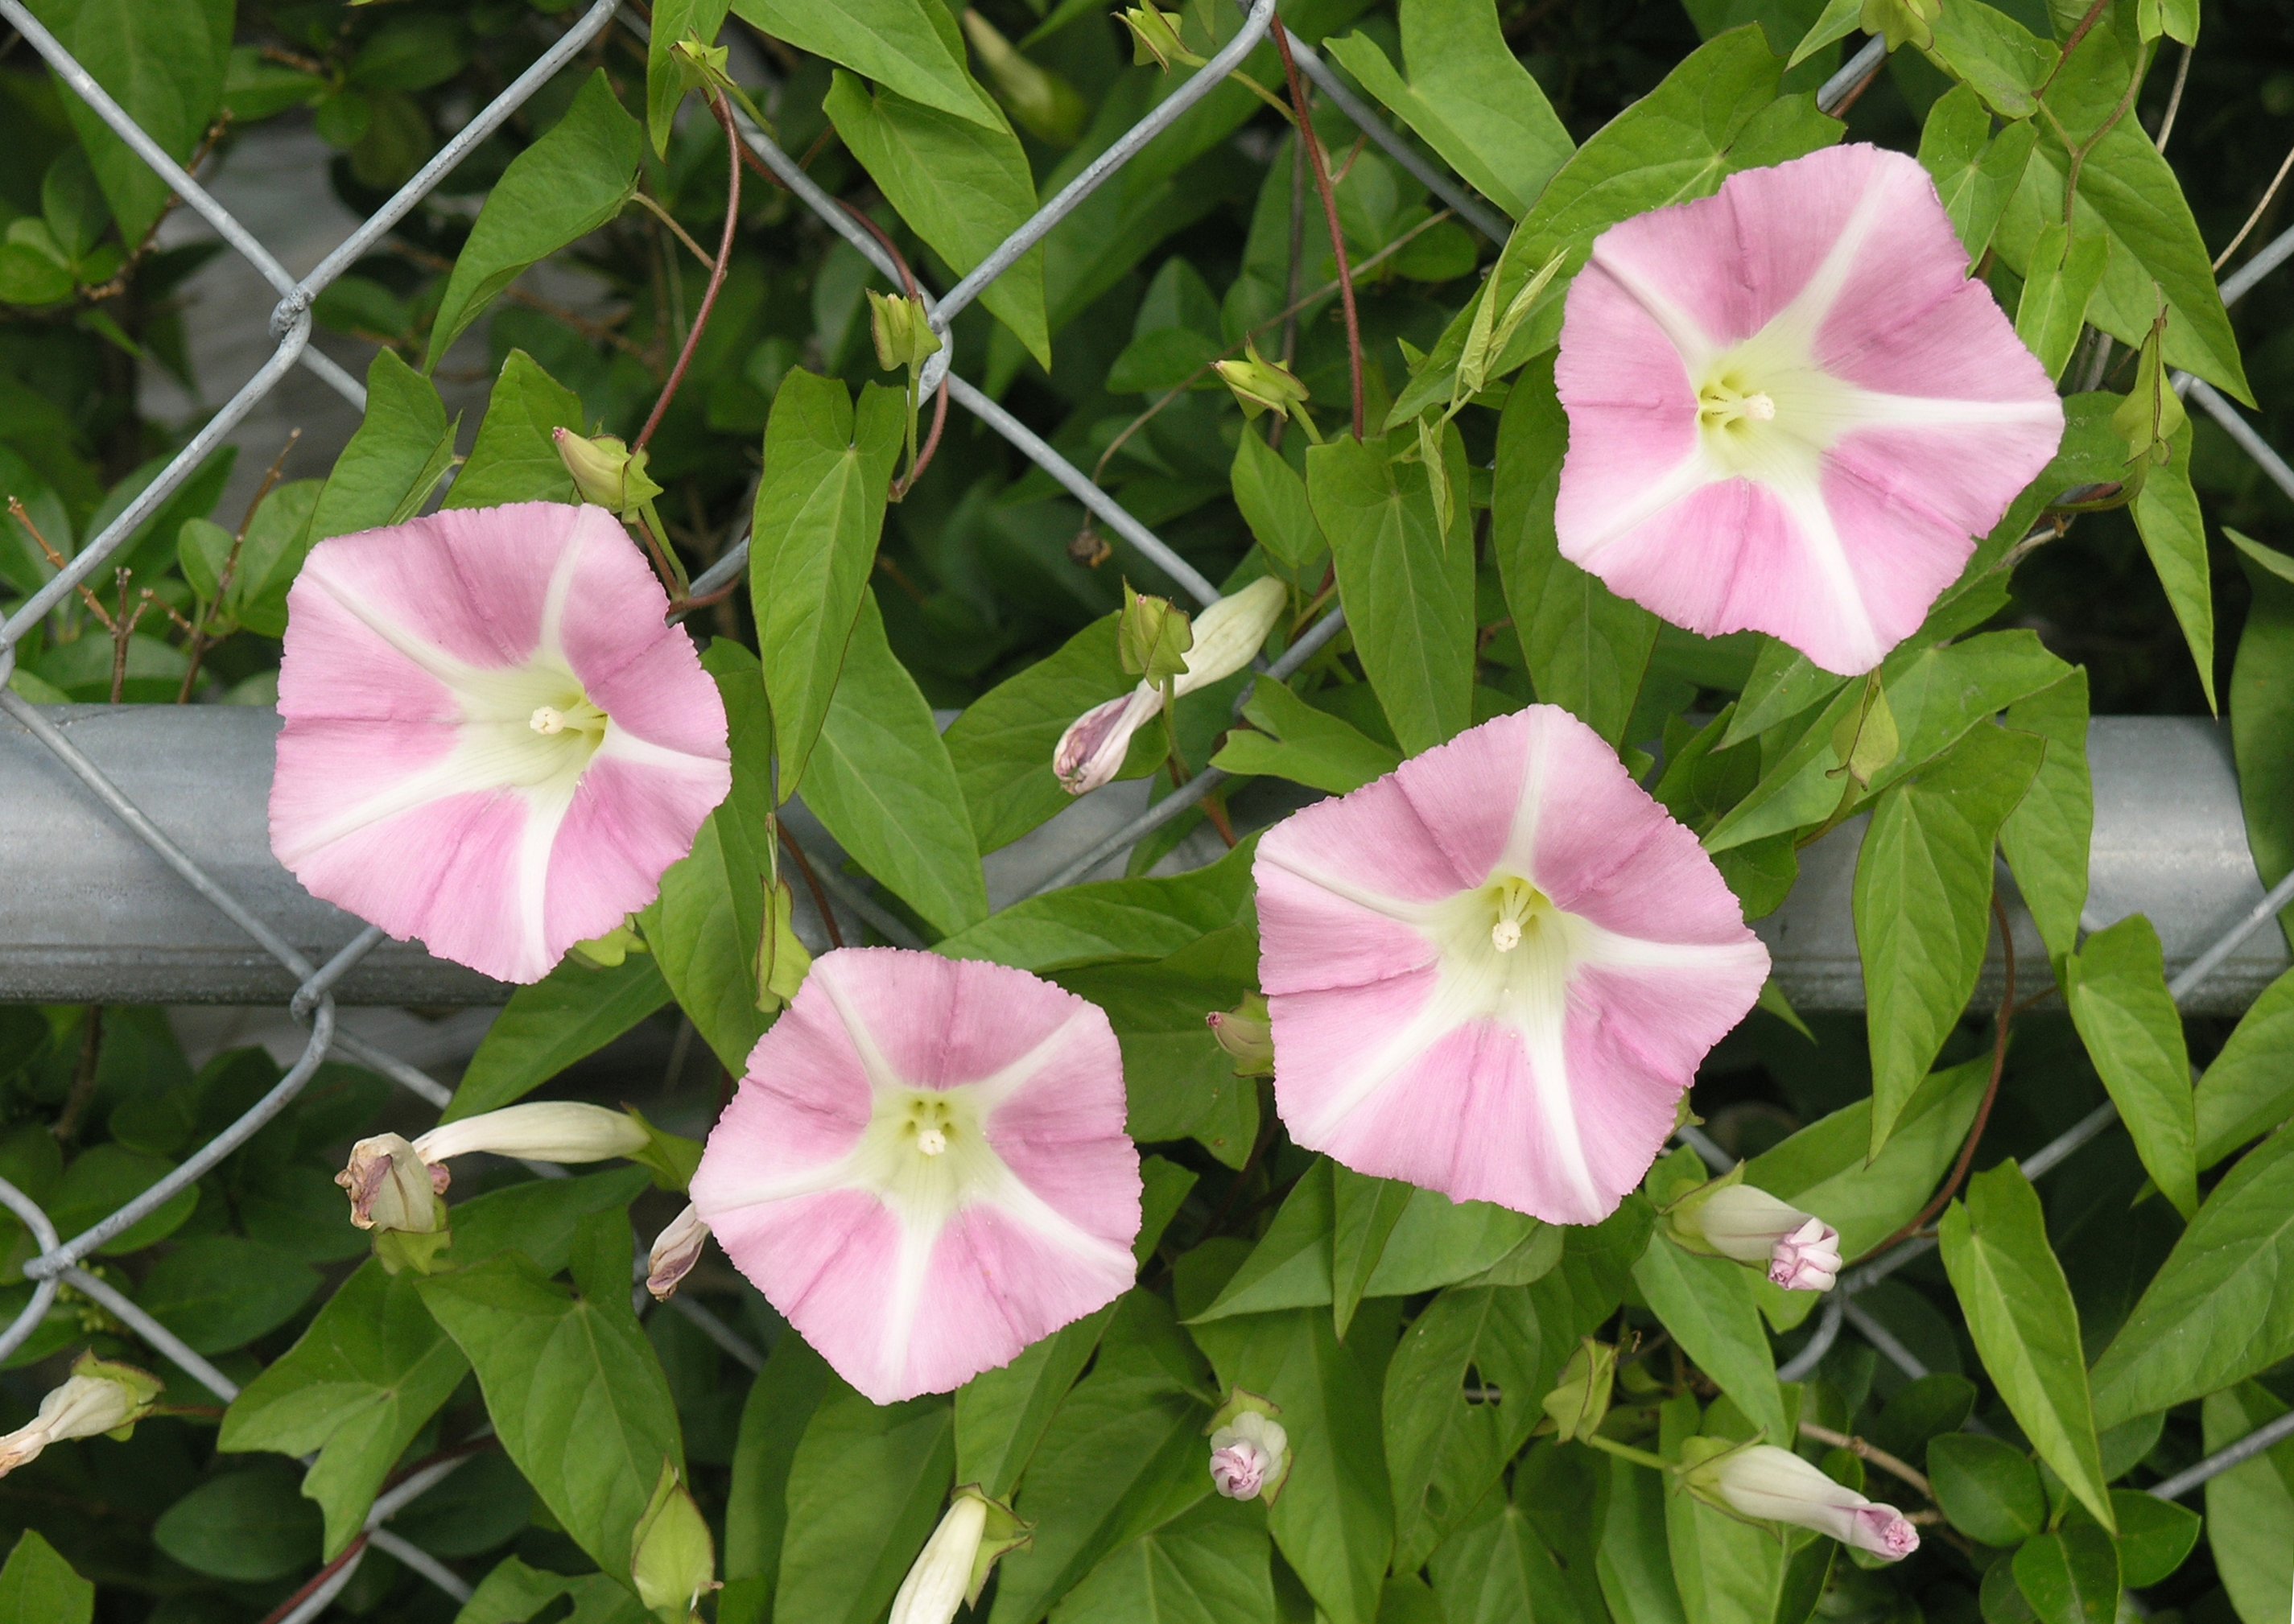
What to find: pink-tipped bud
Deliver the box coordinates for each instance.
[1768,1216,1843,1292]
[1677,1181,1842,1293]
[1694,1444,1920,1561]
[1207,993,1273,1077]
[647,1203,712,1301]
[0,1353,162,1478]
[1053,687,1165,795]
[1207,1410,1287,1501]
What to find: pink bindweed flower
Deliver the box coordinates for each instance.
[689,947,1142,1403]
[1697,1445,1921,1560]
[270,501,731,983]
[1553,143,2064,676]
[1253,705,1771,1225]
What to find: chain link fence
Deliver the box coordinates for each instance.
[0,2,2289,1614]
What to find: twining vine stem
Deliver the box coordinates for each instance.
[1269,15,1365,441]
[635,90,744,454]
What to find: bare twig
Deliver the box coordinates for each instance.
[631,188,716,270]
[1269,16,1364,441]
[2153,42,2192,153]
[1797,1422,1935,1500]
[2214,139,2294,272]
[54,1008,104,1144]
[636,92,744,452]
[10,497,113,628]
[109,570,151,703]
[179,429,299,703]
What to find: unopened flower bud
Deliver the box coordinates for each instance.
[647,1204,712,1301]
[960,10,1088,145]
[632,1461,717,1621]
[1054,686,1166,795]
[1207,993,1273,1076]
[1678,1182,1842,1292]
[1215,341,1311,423]
[890,1489,1030,1624]
[337,1133,448,1233]
[868,291,943,374]
[1055,579,1285,796]
[1174,577,1284,699]
[669,36,735,97]
[0,1352,162,1478]
[554,428,665,520]
[1541,1338,1616,1443]
[1119,582,1194,687]
[1120,2,1199,69]
[1690,1444,1920,1560]
[1859,0,1939,51]
[1208,1409,1289,1501]
[412,1102,653,1190]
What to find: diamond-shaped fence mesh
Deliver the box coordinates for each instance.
[1,4,2291,1614]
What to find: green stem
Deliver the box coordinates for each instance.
[1583,1435,1673,1474]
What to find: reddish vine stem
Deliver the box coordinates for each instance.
[1268,14,1364,441]
[665,573,745,616]
[832,200,951,496]
[1860,892,2017,1262]
[257,1538,369,1624]
[778,820,846,950]
[634,90,744,453]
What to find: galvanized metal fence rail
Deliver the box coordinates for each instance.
[0,3,2288,1613]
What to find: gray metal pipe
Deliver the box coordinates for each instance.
[0,707,2281,1012]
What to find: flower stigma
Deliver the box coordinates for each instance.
[1697,372,1776,430]
[529,697,609,737]
[1488,876,1553,953]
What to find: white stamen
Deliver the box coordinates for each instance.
[1492,919,1523,952]
[1742,391,1776,421]
[530,706,566,735]
[916,1126,947,1156]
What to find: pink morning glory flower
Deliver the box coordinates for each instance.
[1253,705,1771,1226]
[270,501,731,984]
[1553,143,2064,676]
[689,947,1142,1403]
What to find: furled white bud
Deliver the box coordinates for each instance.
[1694,1444,1920,1560]
[0,1353,163,1478]
[1052,579,1286,796]
[336,1133,448,1233]
[1208,1409,1289,1501]
[647,1204,712,1302]
[413,1102,653,1190]
[1688,1184,1842,1292]
[889,1490,1029,1624]
[1173,577,1285,699]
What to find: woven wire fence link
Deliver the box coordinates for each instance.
[0,0,2288,1613]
